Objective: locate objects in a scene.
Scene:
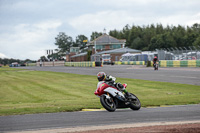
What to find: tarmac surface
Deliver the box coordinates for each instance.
[20,65,200,85]
[1,105,200,132]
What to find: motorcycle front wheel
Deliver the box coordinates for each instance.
[100,94,116,112]
[128,93,141,110]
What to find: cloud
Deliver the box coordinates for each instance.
[0,52,8,58]
[69,10,135,35]
[0,20,62,60]
[186,12,200,26]
[1,0,200,60]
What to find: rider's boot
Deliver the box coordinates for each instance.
[124,89,132,99]
[124,91,131,105]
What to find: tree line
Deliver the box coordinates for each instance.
[109,23,200,51]
[54,23,200,58]
[0,58,35,66]
[2,23,199,64]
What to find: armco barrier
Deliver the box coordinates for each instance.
[159,60,200,67]
[26,63,36,66]
[115,61,145,65]
[65,62,95,67]
[36,61,65,66]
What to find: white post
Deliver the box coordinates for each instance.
[95,36,96,54]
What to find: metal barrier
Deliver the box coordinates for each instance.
[26,63,36,66]
[36,61,65,66]
[115,61,145,65]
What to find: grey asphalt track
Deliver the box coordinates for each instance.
[0,65,200,132]
[0,105,200,132]
[20,65,200,85]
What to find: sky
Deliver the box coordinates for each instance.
[0,0,200,60]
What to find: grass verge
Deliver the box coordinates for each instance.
[0,67,200,115]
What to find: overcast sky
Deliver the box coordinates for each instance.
[0,0,200,60]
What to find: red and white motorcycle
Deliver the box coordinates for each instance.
[94,79,141,112]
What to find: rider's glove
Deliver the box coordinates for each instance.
[109,75,116,81]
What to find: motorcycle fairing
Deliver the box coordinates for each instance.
[104,87,126,101]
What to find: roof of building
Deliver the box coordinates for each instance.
[92,47,141,56]
[89,34,126,45]
[70,52,87,58]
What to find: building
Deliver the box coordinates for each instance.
[91,47,141,63]
[87,33,126,54]
[66,33,141,62]
[66,47,80,62]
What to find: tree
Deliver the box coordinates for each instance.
[192,23,200,33]
[148,33,176,50]
[172,25,186,47]
[130,37,143,50]
[55,32,74,53]
[149,35,163,50]
[193,36,200,47]
[90,32,102,41]
[40,56,48,61]
[109,29,120,38]
[185,33,198,47]
[75,35,88,49]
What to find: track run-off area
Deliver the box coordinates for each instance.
[0,65,200,132]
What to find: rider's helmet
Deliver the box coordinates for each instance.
[97,72,106,81]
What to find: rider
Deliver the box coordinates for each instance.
[97,72,131,98]
[153,56,159,66]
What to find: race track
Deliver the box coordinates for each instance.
[0,105,200,132]
[20,65,200,85]
[0,65,200,132]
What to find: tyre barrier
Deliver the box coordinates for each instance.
[65,62,95,67]
[159,60,200,67]
[115,60,200,67]
[148,60,200,67]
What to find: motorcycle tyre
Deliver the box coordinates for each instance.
[153,64,156,70]
[128,93,141,110]
[100,94,116,112]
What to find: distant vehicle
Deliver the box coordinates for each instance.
[102,54,112,64]
[180,56,196,60]
[20,63,26,66]
[10,62,20,67]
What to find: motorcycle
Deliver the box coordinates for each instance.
[154,62,159,70]
[94,80,141,112]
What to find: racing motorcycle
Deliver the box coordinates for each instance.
[154,62,159,70]
[94,80,141,112]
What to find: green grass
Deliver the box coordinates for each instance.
[0,67,200,116]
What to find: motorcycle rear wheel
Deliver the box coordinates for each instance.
[128,93,141,110]
[100,94,116,112]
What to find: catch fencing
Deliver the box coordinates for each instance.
[157,46,200,60]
